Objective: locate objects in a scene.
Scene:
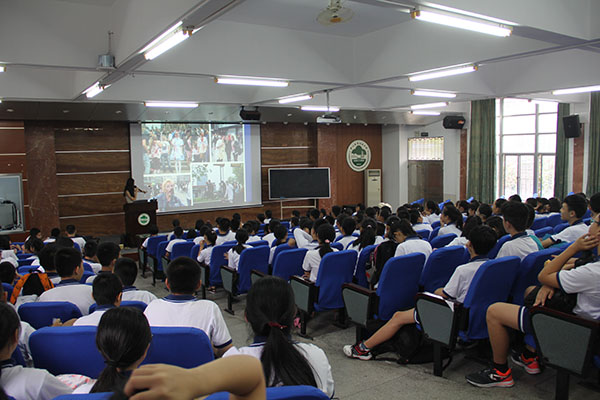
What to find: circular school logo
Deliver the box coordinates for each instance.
[138,213,151,226]
[346,140,371,172]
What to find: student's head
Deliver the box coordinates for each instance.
[331,205,341,218]
[265,210,272,219]
[425,200,441,215]
[92,307,152,394]
[508,194,522,203]
[29,228,42,240]
[492,198,508,215]
[292,210,300,218]
[341,217,356,236]
[590,193,600,218]
[485,216,507,239]
[114,257,138,287]
[462,215,482,238]
[39,243,59,272]
[65,224,77,236]
[384,216,400,239]
[92,273,123,307]
[467,225,497,257]
[477,203,492,221]
[172,219,180,228]
[230,218,240,232]
[244,276,317,388]
[0,302,20,355]
[525,203,536,229]
[0,262,16,284]
[468,202,479,217]
[56,236,74,248]
[166,257,201,294]
[204,230,217,246]
[352,218,377,250]
[390,219,417,243]
[24,237,43,254]
[457,200,470,213]
[561,194,588,220]
[186,228,197,240]
[336,213,348,229]
[365,207,376,219]
[501,201,529,233]
[233,229,249,255]
[273,225,288,245]
[0,236,9,251]
[218,218,231,232]
[97,242,121,268]
[379,208,391,222]
[256,213,265,223]
[309,208,321,221]
[396,207,409,221]
[525,198,538,209]
[409,209,421,225]
[316,223,335,258]
[84,240,99,259]
[50,227,61,238]
[232,213,241,221]
[441,205,463,229]
[548,197,561,213]
[54,247,83,278]
[173,226,184,239]
[194,219,204,230]
[290,216,299,228]
[299,217,313,233]
[268,219,281,234]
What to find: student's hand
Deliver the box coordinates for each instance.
[572,233,599,252]
[224,253,229,260]
[533,285,555,307]
[125,364,199,400]
[287,238,296,247]
[199,241,205,250]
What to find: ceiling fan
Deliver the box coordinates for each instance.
[317,0,354,25]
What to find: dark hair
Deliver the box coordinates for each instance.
[257,213,265,223]
[123,178,135,197]
[56,236,74,248]
[458,200,470,212]
[230,219,240,232]
[376,221,385,237]
[204,230,217,245]
[525,198,538,208]
[92,308,152,393]
[365,207,376,219]
[265,210,273,218]
[394,219,417,238]
[245,276,318,388]
[92,274,123,306]
[316,224,335,258]
[309,208,320,220]
[331,205,341,217]
[290,217,299,228]
[323,215,334,225]
[341,217,356,236]
[462,215,482,238]
[273,225,288,246]
[0,236,10,251]
[299,218,313,232]
[218,218,231,232]
[0,262,16,284]
[97,242,121,267]
[173,226,184,238]
[268,219,281,234]
[485,216,507,239]
[564,194,588,218]
[468,226,497,256]
[195,219,204,230]
[408,209,420,225]
[114,258,138,287]
[501,201,529,232]
[525,204,536,229]
[50,228,61,238]
[352,218,377,250]
[84,240,99,259]
[494,198,508,211]
[166,257,200,294]
[29,228,41,239]
[379,208,391,221]
[172,218,181,228]
[186,228,197,240]
[233,229,249,254]
[442,205,463,229]
[232,213,241,221]
[65,224,76,235]
[590,193,600,214]
[54,247,82,277]
[0,303,20,390]
[39,243,58,272]
[426,200,441,215]
[508,194,522,203]
[24,237,44,253]
[477,203,492,220]
[548,197,561,212]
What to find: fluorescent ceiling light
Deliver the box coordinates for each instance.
[411,9,512,37]
[411,90,456,98]
[144,30,189,60]
[278,94,313,104]
[215,77,289,87]
[411,111,441,116]
[301,105,340,112]
[145,101,198,108]
[83,82,108,99]
[552,85,600,95]
[409,65,477,82]
[0,66,5,73]
[140,21,182,53]
[410,102,448,110]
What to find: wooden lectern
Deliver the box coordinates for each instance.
[123,200,158,248]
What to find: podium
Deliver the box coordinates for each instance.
[123,200,158,248]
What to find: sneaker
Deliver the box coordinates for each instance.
[466,367,514,388]
[343,342,372,361]
[511,353,541,375]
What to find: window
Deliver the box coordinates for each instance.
[408,137,444,160]
[496,98,558,199]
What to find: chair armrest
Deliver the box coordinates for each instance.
[415,292,464,349]
[250,269,266,286]
[342,283,377,328]
[290,276,317,314]
[220,266,238,294]
[199,263,210,287]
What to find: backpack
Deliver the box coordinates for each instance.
[370,240,398,289]
[10,272,54,304]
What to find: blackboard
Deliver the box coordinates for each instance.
[268,168,330,200]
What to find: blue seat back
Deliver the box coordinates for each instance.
[281,221,290,230]
[89,301,148,314]
[330,242,344,251]
[171,241,195,259]
[248,240,269,247]
[142,327,214,368]
[82,262,94,273]
[534,226,553,238]
[2,283,13,299]
[19,301,82,329]
[17,258,34,267]
[156,241,169,261]
[334,234,344,242]
[272,243,294,262]
[209,243,235,286]
[314,250,357,311]
[80,270,95,283]
[376,253,425,320]
[546,214,563,227]
[415,229,430,239]
[583,209,591,219]
[530,217,547,230]
[17,265,39,274]
[431,220,441,229]
[54,393,112,400]
[147,235,167,257]
[419,245,469,292]
[462,256,520,340]
[430,233,457,248]
[206,385,329,400]
[511,248,562,305]
[11,347,26,367]
[354,244,377,288]
[237,246,270,293]
[272,248,307,281]
[487,234,511,259]
[428,226,440,240]
[553,222,569,234]
[190,244,200,260]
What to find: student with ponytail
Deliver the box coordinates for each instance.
[438,205,463,237]
[269,225,288,264]
[392,220,433,262]
[0,302,72,399]
[224,276,334,397]
[347,218,377,253]
[302,221,337,282]
[226,229,251,271]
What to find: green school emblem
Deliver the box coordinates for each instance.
[138,213,151,226]
[346,140,371,172]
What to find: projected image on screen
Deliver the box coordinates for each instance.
[131,122,261,213]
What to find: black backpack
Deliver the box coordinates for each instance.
[370,240,398,289]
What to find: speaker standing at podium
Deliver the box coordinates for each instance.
[123,178,146,204]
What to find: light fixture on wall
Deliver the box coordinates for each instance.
[278,94,313,104]
[83,82,109,98]
[145,101,198,108]
[411,110,441,116]
[411,90,456,98]
[411,9,512,37]
[409,65,477,82]
[215,76,289,87]
[552,85,600,95]
[301,105,340,112]
[410,102,449,110]
[0,66,5,73]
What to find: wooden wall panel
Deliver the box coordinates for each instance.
[460,129,468,200]
[54,122,129,151]
[55,152,130,173]
[60,214,125,236]
[261,123,317,147]
[572,124,585,193]
[57,172,129,195]
[261,148,316,166]
[58,194,126,217]
[0,130,27,153]
[0,155,28,178]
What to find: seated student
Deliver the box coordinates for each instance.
[21,237,43,261]
[410,209,432,233]
[187,228,198,241]
[541,194,589,248]
[35,243,61,284]
[165,226,186,259]
[467,200,480,218]
[197,230,218,293]
[0,302,73,399]
[535,197,550,215]
[73,307,152,394]
[262,219,281,246]
[113,258,157,304]
[0,283,36,367]
[229,219,240,235]
[492,198,508,216]
[485,216,507,240]
[548,197,561,215]
[524,204,544,250]
[337,217,357,250]
[0,235,17,268]
[0,262,17,285]
[140,224,159,251]
[496,202,539,261]
[86,242,121,284]
[244,221,261,243]
[392,220,432,262]
[44,227,61,244]
[309,208,321,222]
[144,257,233,356]
[590,192,600,219]
[447,215,482,248]
[65,224,86,252]
[466,218,600,388]
[224,276,334,397]
[302,222,337,282]
[24,227,43,244]
[438,205,463,237]
[269,225,288,265]
[457,200,470,216]
[192,224,208,245]
[38,247,94,315]
[423,200,441,224]
[215,218,236,245]
[83,240,102,273]
[264,209,273,224]
[476,203,493,223]
[73,274,123,326]
[289,218,317,249]
[256,213,265,224]
[226,229,251,271]
[508,194,522,203]
[347,218,377,254]
[344,225,497,361]
[167,218,181,241]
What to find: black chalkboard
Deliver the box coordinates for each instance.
[268,168,330,200]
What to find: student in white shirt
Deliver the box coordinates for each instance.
[227,229,251,271]
[44,227,61,244]
[438,205,463,237]
[410,209,432,233]
[302,221,337,282]
[392,220,432,262]
[269,225,288,265]
[65,224,86,253]
[0,284,36,367]
[140,224,159,252]
[423,200,441,224]
[144,257,233,356]
[37,247,94,315]
[344,225,498,361]
[114,258,158,305]
[73,273,122,327]
[289,218,318,250]
[542,194,589,248]
[336,217,357,250]
[496,202,539,261]
[347,218,378,254]
[82,240,103,274]
[447,215,482,248]
[262,219,281,247]
[243,222,261,243]
[215,218,236,246]
[167,218,181,241]
[477,203,493,224]
[0,302,73,399]
[32,243,60,284]
[263,210,273,225]
[86,242,121,284]
[224,276,334,397]
[165,226,186,259]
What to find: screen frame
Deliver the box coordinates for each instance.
[0,173,25,234]
[268,167,331,200]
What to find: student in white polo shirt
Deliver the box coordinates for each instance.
[114,258,157,305]
[336,217,357,250]
[262,219,280,247]
[37,247,94,315]
[302,222,337,282]
[37,244,61,284]
[438,205,463,237]
[410,209,432,233]
[65,224,86,253]
[86,242,121,284]
[73,274,122,327]
[82,240,102,274]
[289,218,317,249]
[496,202,539,261]
[165,226,186,259]
[392,220,432,262]
[215,218,236,245]
[166,218,181,241]
[44,227,61,244]
[542,194,589,248]
[144,257,233,356]
[226,229,251,271]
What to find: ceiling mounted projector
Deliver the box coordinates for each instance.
[317,114,341,124]
[317,0,354,25]
[240,107,261,121]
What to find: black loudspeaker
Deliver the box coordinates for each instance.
[240,108,261,121]
[563,115,581,138]
[443,115,466,129]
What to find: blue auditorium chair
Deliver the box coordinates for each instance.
[146,234,167,274]
[330,242,344,250]
[18,301,82,329]
[88,301,147,314]
[534,226,553,238]
[430,233,457,249]
[170,241,195,260]
[553,222,570,234]
[199,243,235,298]
[486,234,511,259]
[190,243,200,260]
[546,214,563,227]
[415,229,431,239]
[247,240,269,247]
[428,226,440,241]
[510,247,562,305]
[80,270,95,283]
[206,385,329,400]
[353,244,377,288]
[271,248,307,282]
[271,243,295,262]
[530,217,548,230]
[419,245,469,293]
